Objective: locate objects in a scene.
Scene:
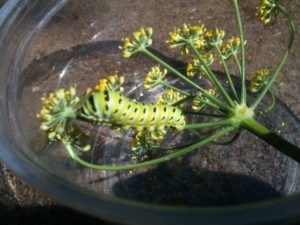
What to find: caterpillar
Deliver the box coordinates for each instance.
[79,90,186,133]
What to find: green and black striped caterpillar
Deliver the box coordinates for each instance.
[80,90,186,133]
[37,74,186,155]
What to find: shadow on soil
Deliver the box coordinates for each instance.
[112,154,283,206]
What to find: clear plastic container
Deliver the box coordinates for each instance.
[1,0,300,224]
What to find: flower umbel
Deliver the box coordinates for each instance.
[95,73,125,92]
[56,124,91,151]
[256,0,278,25]
[131,130,165,161]
[144,66,167,90]
[38,87,79,132]
[119,27,153,58]
[250,69,272,93]
[205,28,225,48]
[166,23,206,55]
[192,89,218,111]
[221,37,242,60]
[37,87,91,150]
[157,89,184,106]
[186,53,214,78]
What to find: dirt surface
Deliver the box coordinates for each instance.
[22,0,300,117]
[1,0,300,224]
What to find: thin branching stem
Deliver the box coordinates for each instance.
[182,110,226,118]
[259,90,276,114]
[188,42,235,107]
[232,0,247,104]
[199,101,223,112]
[233,53,242,74]
[151,144,194,151]
[184,119,234,129]
[172,95,224,115]
[251,5,296,110]
[172,95,195,107]
[159,81,189,96]
[65,127,235,171]
[215,45,239,101]
[150,140,202,151]
[141,48,234,114]
[212,129,241,145]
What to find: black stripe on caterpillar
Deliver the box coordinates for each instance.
[80,90,186,132]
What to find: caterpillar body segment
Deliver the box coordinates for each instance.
[80,90,186,133]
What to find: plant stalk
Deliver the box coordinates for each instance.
[184,119,234,129]
[241,117,300,163]
[259,90,276,115]
[188,42,235,107]
[182,110,226,118]
[232,0,247,105]
[65,127,234,171]
[159,80,189,96]
[141,48,234,114]
[233,53,242,74]
[215,45,239,101]
[172,95,195,107]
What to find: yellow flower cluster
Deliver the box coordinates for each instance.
[205,28,225,48]
[186,53,214,78]
[192,89,218,111]
[157,89,184,106]
[131,130,165,161]
[144,66,167,90]
[256,0,277,25]
[37,87,91,151]
[119,27,153,58]
[250,69,271,93]
[54,124,91,151]
[95,73,125,92]
[37,87,78,131]
[221,37,241,60]
[166,22,206,55]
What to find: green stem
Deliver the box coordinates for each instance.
[184,119,234,129]
[260,90,276,114]
[215,45,239,101]
[182,110,226,118]
[212,129,241,145]
[233,53,242,75]
[159,81,189,96]
[189,129,204,139]
[200,101,222,112]
[251,5,296,110]
[141,48,234,114]
[151,138,205,150]
[173,95,224,114]
[188,42,235,107]
[142,49,203,90]
[173,94,224,114]
[241,118,300,163]
[172,95,195,107]
[232,0,247,104]
[65,127,235,171]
